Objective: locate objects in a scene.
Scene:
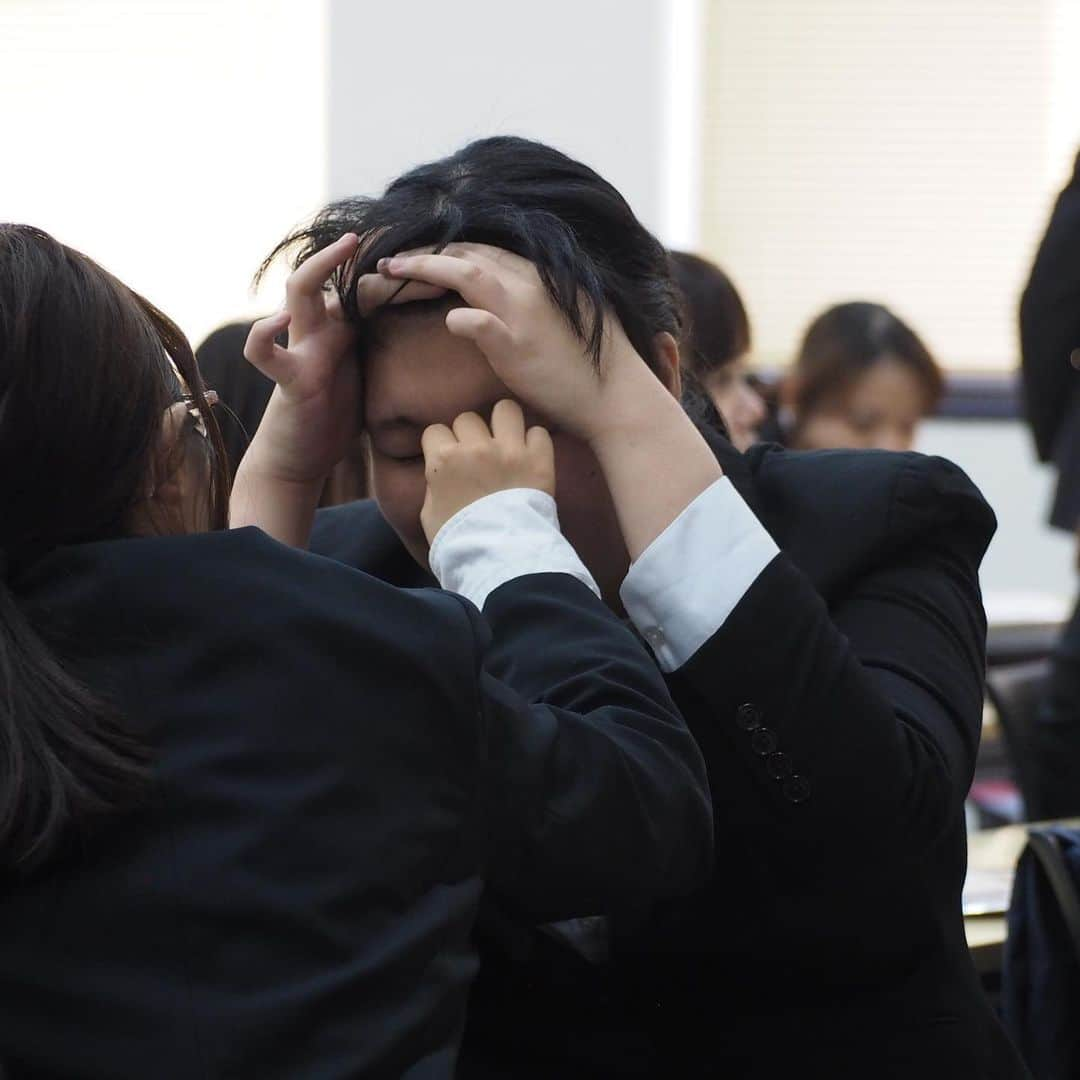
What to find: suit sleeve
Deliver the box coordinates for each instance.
[666,456,993,870]
[1020,150,1080,462]
[453,574,714,926]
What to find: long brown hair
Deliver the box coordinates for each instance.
[0,224,228,874]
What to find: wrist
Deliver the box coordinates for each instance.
[584,361,691,455]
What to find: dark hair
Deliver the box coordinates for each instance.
[261,136,684,372]
[668,251,751,376]
[0,224,228,874]
[792,301,945,421]
[195,319,273,476]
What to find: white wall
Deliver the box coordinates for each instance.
[327,0,669,233]
[1,0,328,348]
[917,419,1074,613]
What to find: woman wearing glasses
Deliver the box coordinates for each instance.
[0,225,712,1077]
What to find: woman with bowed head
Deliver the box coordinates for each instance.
[286,135,1029,1078]
[0,224,712,1077]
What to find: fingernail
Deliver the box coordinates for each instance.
[376,257,390,272]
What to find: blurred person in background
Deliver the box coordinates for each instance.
[669,250,766,451]
[1020,148,1080,819]
[779,300,945,451]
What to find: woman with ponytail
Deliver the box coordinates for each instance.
[0,225,710,1077]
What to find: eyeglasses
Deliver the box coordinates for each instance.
[180,390,218,440]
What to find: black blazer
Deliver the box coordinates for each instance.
[309,442,1030,1079]
[0,528,711,1078]
[1020,148,1080,530]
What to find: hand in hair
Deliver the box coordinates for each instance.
[231,234,360,546]
[420,400,554,544]
[379,243,724,561]
[375,243,647,445]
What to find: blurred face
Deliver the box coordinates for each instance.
[703,359,766,451]
[364,310,631,605]
[795,356,929,452]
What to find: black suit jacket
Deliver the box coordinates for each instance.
[1020,149,1080,530]
[0,528,711,1078]
[309,441,1030,1078]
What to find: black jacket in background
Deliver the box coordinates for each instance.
[0,528,712,1078]
[1020,148,1080,531]
[310,441,1029,1078]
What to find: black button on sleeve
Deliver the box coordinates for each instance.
[750,728,777,756]
[782,775,811,804]
[736,703,762,731]
[765,751,793,780]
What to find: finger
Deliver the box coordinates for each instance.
[285,233,359,334]
[490,399,526,445]
[421,423,458,466]
[243,312,294,383]
[381,253,508,315]
[376,245,437,272]
[427,242,537,284]
[444,307,515,359]
[451,411,492,445]
[356,273,448,315]
[525,424,554,457]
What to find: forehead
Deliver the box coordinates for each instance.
[364,311,509,430]
[850,356,928,415]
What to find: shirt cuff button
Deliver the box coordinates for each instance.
[736,703,763,731]
[782,775,811,804]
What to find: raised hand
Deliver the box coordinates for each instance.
[231,234,360,546]
[374,243,652,446]
[420,399,555,544]
[241,232,360,485]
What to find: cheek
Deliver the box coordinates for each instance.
[370,459,428,555]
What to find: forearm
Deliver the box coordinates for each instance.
[588,364,723,561]
[230,454,323,548]
[471,577,714,921]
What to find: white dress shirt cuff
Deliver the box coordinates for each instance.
[620,476,779,672]
[428,487,601,610]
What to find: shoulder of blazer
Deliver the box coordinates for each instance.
[741,444,996,597]
[310,499,431,587]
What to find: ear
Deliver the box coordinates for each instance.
[651,331,682,399]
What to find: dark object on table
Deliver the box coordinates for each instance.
[1003,825,1080,1080]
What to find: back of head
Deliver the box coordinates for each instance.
[265,136,684,372]
[669,251,751,376]
[793,300,944,419]
[0,224,225,874]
